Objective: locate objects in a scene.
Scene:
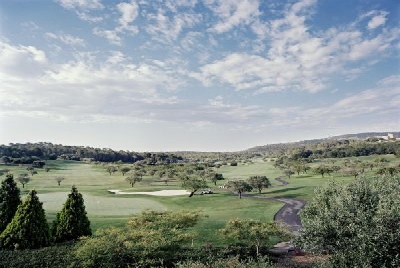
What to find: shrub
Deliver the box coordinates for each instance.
[296,175,400,267]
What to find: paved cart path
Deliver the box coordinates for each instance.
[240,177,306,233]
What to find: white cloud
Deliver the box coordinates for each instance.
[116,0,139,32]
[205,0,260,33]
[0,41,189,123]
[0,41,48,77]
[192,1,399,93]
[57,0,104,10]
[367,11,388,30]
[92,1,139,45]
[45,32,86,46]
[76,11,103,22]
[145,9,201,44]
[93,28,123,45]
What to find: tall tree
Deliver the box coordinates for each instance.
[0,174,21,233]
[51,186,91,243]
[248,176,272,194]
[0,189,50,249]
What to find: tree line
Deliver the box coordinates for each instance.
[0,142,183,164]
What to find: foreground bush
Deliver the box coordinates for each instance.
[296,175,400,267]
[0,243,75,268]
[74,210,201,267]
[176,256,277,268]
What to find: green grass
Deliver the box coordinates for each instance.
[1,154,399,244]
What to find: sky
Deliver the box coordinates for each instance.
[0,0,399,152]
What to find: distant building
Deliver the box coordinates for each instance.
[373,133,398,141]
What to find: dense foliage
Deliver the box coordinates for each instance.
[0,190,50,250]
[74,210,201,267]
[0,174,21,233]
[246,132,400,157]
[220,218,288,256]
[0,243,75,268]
[296,175,400,267]
[52,186,92,243]
[0,142,183,164]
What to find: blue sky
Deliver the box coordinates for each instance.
[0,0,399,151]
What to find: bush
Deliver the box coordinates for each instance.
[296,175,400,267]
[0,243,75,268]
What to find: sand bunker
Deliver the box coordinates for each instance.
[108,189,190,196]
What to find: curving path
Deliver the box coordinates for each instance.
[272,177,306,233]
[239,177,306,233]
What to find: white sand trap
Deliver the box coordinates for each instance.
[109,189,190,196]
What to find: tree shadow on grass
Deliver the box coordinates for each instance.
[265,186,307,195]
[295,174,313,178]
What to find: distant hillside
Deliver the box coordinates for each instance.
[245,132,400,154]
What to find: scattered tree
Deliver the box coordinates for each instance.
[0,174,21,233]
[54,176,65,186]
[313,165,332,178]
[120,167,131,176]
[248,176,272,194]
[0,189,50,249]
[283,168,294,179]
[342,167,363,179]
[17,174,30,188]
[106,165,118,175]
[180,175,208,197]
[52,186,91,243]
[225,180,253,199]
[125,172,142,187]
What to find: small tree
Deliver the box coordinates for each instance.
[0,189,50,249]
[248,176,272,194]
[125,172,143,187]
[0,174,21,233]
[283,168,294,179]
[313,165,332,178]
[106,165,118,175]
[226,180,253,199]
[120,167,131,176]
[51,186,91,243]
[55,176,65,186]
[180,175,208,197]
[17,174,30,188]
